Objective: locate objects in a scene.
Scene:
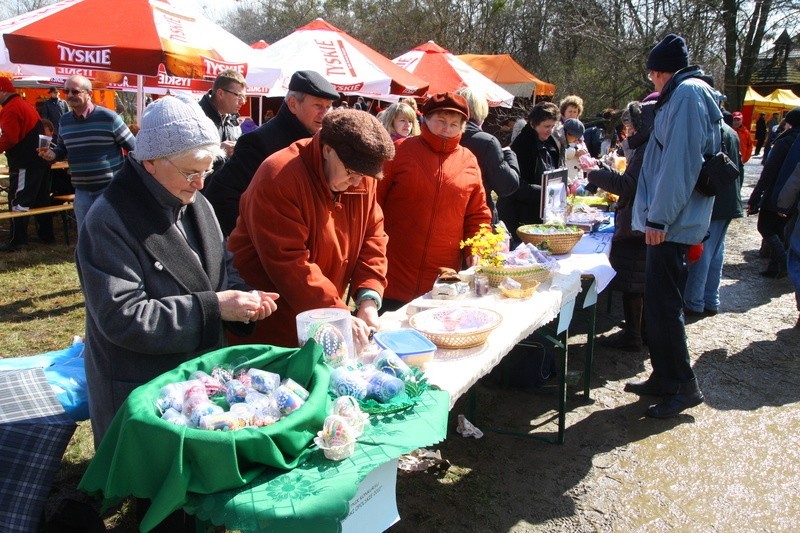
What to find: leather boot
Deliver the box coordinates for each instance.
[646,379,704,418]
[761,235,787,277]
[624,373,665,396]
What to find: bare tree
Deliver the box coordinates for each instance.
[0,0,55,19]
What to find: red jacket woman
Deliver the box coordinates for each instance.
[378,93,491,306]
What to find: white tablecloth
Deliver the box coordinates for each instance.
[554,232,615,294]
[380,272,582,408]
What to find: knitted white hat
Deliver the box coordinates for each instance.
[133,94,220,161]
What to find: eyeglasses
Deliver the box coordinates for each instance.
[65,89,87,95]
[165,159,212,183]
[220,88,247,100]
[345,168,367,181]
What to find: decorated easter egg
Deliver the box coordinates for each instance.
[224,379,248,404]
[321,415,357,447]
[367,371,405,403]
[310,322,350,366]
[274,384,305,416]
[282,377,310,401]
[374,349,412,379]
[329,367,369,400]
[247,368,280,395]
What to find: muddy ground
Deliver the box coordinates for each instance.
[389,157,800,532]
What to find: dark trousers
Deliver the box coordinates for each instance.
[754,137,766,156]
[644,242,695,385]
[7,166,53,244]
[757,209,788,264]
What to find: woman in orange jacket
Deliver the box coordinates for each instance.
[377,92,491,310]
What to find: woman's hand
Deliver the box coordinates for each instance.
[250,290,280,321]
[217,290,279,323]
[351,310,378,353]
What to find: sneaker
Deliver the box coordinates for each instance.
[704,308,718,316]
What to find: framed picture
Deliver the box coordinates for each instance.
[540,168,569,222]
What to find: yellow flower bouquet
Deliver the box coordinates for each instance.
[460,224,557,286]
[459,224,508,267]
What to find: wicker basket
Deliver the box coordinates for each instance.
[516,226,583,254]
[409,308,502,349]
[499,279,541,299]
[479,264,553,287]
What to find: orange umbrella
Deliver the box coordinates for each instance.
[457,54,556,98]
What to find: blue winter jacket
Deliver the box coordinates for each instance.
[633,66,722,244]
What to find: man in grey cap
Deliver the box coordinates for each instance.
[204,70,340,235]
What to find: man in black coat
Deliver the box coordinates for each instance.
[37,87,69,140]
[754,112,767,157]
[203,70,339,235]
[198,69,248,158]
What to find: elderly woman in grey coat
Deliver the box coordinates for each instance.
[76,95,279,448]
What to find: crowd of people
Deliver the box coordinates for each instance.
[2,33,800,483]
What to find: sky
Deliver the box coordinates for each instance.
[179,0,239,21]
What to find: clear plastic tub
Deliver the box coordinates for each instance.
[296,308,354,367]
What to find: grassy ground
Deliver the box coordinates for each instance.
[0,216,139,529]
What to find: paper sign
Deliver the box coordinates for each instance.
[341,459,400,532]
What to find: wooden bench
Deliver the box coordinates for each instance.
[0,197,75,245]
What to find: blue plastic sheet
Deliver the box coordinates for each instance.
[0,343,89,421]
[594,212,616,233]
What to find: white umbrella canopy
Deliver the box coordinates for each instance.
[393,41,514,108]
[247,18,428,99]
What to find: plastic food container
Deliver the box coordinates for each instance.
[373,329,436,368]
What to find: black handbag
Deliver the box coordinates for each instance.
[695,124,739,197]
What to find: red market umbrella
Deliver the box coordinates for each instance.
[248,19,429,98]
[393,41,514,107]
[0,0,278,87]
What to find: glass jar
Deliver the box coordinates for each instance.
[474,273,489,296]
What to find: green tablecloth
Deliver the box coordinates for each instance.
[79,343,331,532]
[183,387,450,532]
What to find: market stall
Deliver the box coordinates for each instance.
[76,228,612,531]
